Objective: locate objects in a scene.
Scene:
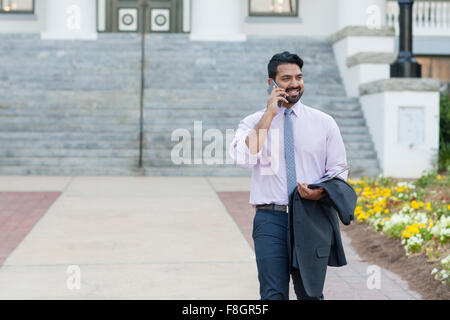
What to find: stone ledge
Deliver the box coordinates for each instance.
[0,33,40,39]
[0,13,37,20]
[244,16,303,23]
[347,52,397,68]
[359,78,441,96]
[329,25,395,44]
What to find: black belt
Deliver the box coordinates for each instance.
[256,204,288,213]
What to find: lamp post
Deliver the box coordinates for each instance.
[390,0,421,77]
[138,0,149,169]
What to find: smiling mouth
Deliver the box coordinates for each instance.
[287,89,300,96]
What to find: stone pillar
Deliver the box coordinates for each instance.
[190,0,246,41]
[359,78,440,178]
[40,0,97,40]
[337,0,386,30]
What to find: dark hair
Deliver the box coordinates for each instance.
[268,51,304,79]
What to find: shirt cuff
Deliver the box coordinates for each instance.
[235,135,264,166]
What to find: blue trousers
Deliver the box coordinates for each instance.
[252,208,324,300]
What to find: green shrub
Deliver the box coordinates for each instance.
[439,94,450,172]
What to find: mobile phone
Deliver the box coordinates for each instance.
[267,80,286,107]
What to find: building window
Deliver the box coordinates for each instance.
[0,0,34,13]
[249,0,298,16]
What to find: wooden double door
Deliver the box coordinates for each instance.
[102,0,183,33]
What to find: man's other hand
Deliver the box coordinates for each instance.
[297,182,325,200]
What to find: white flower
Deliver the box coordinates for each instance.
[432,217,450,241]
[408,234,424,246]
[412,212,428,225]
[431,268,438,275]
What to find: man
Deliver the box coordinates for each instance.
[229,51,348,300]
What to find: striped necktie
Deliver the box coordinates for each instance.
[285,107,300,269]
[284,108,297,198]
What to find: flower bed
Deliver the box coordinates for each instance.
[348,171,450,285]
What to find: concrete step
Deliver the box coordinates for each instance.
[0,164,379,178]
[0,119,368,131]
[0,124,140,132]
[0,140,139,149]
[143,149,377,161]
[0,132,139,140]
[0,157,137,167]
[0,149,139,158]
[144,134,374,145]
[0,108,364,119]
[0,166,143,176]
[142,156,379,169]
[0,115,139,125]
[140,165,379,178]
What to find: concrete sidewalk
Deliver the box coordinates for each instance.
[0,176,421,299]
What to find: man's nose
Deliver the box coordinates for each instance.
[288,80,301,88]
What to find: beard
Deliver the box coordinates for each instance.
[285,87,304,104]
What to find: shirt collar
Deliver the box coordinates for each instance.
[279,99,304,117]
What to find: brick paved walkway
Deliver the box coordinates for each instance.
[0,192,60,265]
[217,191,422,300]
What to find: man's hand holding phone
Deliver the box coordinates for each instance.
[245,80,289,154]
[266,82,288,118]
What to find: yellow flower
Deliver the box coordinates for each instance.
[410,226,419,234]
[411,200,419,209]
[426,202,431,211]
[447,204,450,210]
[384,209,389,214]
[402,230,412,238]
[437,174,441,180]
[385,217,390,221]
[418,201,424,208]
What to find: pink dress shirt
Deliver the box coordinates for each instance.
[229,100,348,206]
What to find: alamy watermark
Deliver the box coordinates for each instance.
[67,5,81,31]
[366,265,381,290]
[366,5,382,30]
[170,121,281,175]
[66,265,81,290]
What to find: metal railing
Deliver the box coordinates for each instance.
[387,0,450,36]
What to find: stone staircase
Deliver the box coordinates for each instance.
[0,33,142,175]
[0,33,380,177]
